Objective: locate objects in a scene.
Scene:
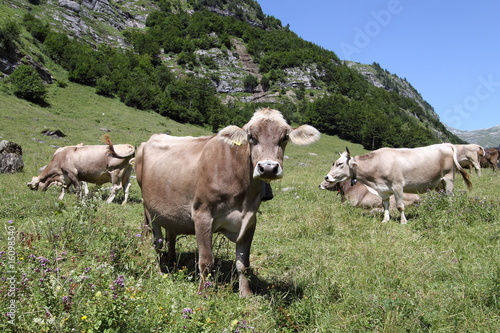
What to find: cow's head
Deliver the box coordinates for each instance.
[324,147,357,184]
[27,176,41,191]
[27,174,64,191]
[218,108,320,181]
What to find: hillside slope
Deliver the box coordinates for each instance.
[0,0,465,148]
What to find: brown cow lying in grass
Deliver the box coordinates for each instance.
[319,179,421,213]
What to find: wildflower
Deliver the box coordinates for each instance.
[135,233,141,237]
[81,315,88,320]
[113,275,125,288]
[95,291,102,298]
[182,308,193,319]
[8,220,13,224]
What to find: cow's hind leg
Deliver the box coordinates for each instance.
[121,167,133,205]
[393,191,407,224]
[106,183,121,203]
[235,219,256,298]
[152,223,170,274]
[381,198,391,223]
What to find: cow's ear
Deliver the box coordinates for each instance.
[218,125,248,146]
[289,125,320,146]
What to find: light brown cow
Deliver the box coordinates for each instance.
[323,144,472,224]
[319,179,420,212]
[135,108,320,297]
[27,138,135,204]
[479,147,499,171]
[455,144,485,175]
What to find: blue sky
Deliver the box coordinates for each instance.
[258,0,500,131]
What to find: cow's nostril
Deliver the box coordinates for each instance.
[324,176,328,181]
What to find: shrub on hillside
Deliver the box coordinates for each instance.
[243,74,258,92]
[9,65,48,103]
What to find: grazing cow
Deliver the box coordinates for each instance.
[135,108,320,297]
[479,148,499,171]
[319,179,420,212]
[455,144,485,175]
[323,144,472,224]
[27,137,135,204]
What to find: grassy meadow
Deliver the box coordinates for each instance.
[1,83,500,332]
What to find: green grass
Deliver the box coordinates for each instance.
[1,83,500,332]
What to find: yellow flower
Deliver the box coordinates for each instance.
[95,291,102,298]
[81,315,88,320]
[230,319,239,328]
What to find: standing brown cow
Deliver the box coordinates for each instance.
[27,137,135,204]
[135,108,320,297]
[455,144,485,175]
[323,144,471,224]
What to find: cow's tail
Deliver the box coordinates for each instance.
[102,134,135,158]
[450,144,472,191]
[458,168,473,191]
[450,144,464,172]
[478,146,486,156]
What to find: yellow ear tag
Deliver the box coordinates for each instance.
[233,140,242,146]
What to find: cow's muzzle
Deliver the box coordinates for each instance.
[27,177,40,190]
[254,160,283,180]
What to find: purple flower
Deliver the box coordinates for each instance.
[8,220,13,224]
[182,308,193,319]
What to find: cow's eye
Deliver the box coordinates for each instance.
[248,133,257,144]
[336,162,343,167]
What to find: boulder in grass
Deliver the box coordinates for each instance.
[0,140,24,174]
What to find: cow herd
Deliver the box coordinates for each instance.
[27,108,498,297]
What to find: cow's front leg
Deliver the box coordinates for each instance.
[66,172,81,198]
[58,185,67,200]
[381,198,391,223]
[193,208,214,294]
[81,182,89,196]
[235,219,256,298]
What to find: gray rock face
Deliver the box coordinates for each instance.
[0,140,24,174]
[51,0,149,46]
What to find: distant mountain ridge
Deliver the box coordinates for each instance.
[447,125,500,147]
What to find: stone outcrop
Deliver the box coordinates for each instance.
[0,140,24,174]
